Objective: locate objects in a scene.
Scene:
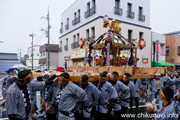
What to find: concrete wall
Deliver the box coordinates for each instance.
[152,32,166,62]
[60,0,150,36]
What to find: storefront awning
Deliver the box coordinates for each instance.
[152,61,174,66]
[71,58,85,61]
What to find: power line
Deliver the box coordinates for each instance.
[50,39,56,44]
[34,32,45,45]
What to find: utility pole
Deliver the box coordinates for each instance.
[42,8,50,70]
[19,48,21,64]
[47,8,50,71]
[29,32,35,70]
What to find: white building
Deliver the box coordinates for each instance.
[59,0,151,67]
[26,45,41,70]
[39,44,59,71]
[151,32,166,66]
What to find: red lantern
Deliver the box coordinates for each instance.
[139,39,146,49]
[79,39,84,48]
[110,55,113,61]
[106,31,113,43]
[104,15,109,25]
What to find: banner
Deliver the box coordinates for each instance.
[72,48,86,59]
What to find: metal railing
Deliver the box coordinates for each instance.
[72,16,81,26]
[114,7,123,16]
[59,47,62,52]
[65,24,69,30]
[85,6,96,18]
[60,28,63,33]
[138,14,145,22]
[127,11,134,19]
[64,45,68,51]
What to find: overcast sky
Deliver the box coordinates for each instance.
[0,0,180,57]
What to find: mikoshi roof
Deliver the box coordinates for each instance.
[91,29,135,50]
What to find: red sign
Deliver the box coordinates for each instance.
[64,56,70,61]
[79,39,84,48]
[143,58,148,63]
[139,39,146,49]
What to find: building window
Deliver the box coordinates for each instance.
[166,46,169,56]
[139,32,143,40]
[71,35,76,49]
[73,35,76,43]
[74,12,76,19]
[60,22,63,33]
[37,54,39,56]
[86,29,89,40]
[85,2,96,18]
[138,7,145,21]
[60,41,62,48]
[72,11,80,26]
[115,0,120,8]
[178,46,180,55]
[77,33,80,41]
[64,38,68,51]
[128,30,133,42]
[91,27,95,42]
[43,53,45,56]
[78,9,80,17]
[65,18,69,30]
[114,0,122,16]
[87,2,90,10]
[59,41,62,52]
[127,3,134,19]
[92,0,95,7]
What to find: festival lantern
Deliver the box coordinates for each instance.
[106,31,113,43]
[110,55,113,61]
[79,39,84,48]
[139,39,146,49]
[103,15,109,25]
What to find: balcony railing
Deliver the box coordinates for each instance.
[138,14,145,22]
[75,41,79,48]
[85,10,90,18]
[90,6,96,16]
[72,16,81,26]
[71,42,79,49]
[85,6,96,18]
[64,45,68,51]
[65,24,69,30]
[127,11,134,19]
[114,7,123,16]
[60,28,63,33]
[59,47,62,52]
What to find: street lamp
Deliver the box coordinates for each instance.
[156,40,159,67]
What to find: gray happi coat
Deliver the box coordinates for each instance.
[6,81,46,120]
[96,81,117,113]
[79,82,100,118]
[111,80,130,111]
[154,102,178,120]
[52,81,87,120]
[149,78,164,99]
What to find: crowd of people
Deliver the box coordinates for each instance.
[0,69,180,120]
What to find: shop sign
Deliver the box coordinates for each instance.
[72,48,86,59]
[64,56,70,61]
[142,58,148,63]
